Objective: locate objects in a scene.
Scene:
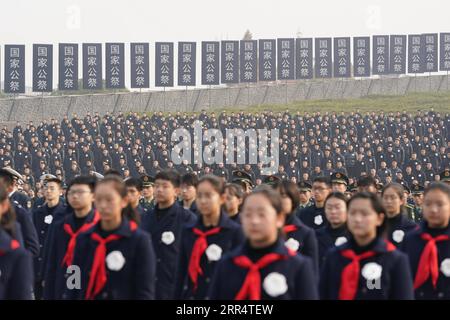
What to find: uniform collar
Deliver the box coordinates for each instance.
[240,237,290,257]
[89,218,136,238]
[339,236,394,254]
[193,210,234,230]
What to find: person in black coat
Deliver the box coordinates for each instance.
[320,192,414,300]
[272,180,319,276]
[316,192,350,268]
[175,175,244,299]
[381,183,418,247]
[43,176,99,300]
[0,184,33,300]
[223,183,244,224]
[208,186,318,300]
[401,182,450,300]
[141,170,197,300]
[64,176,156,300]
[297,177,332,230]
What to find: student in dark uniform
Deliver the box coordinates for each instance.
[357,175,378,194]
[381,183,418,247]
[139,175,155,211]
[440,169,450,185]
[272,180,319,275]
[208,186,318,300]
[179,173,198,214]
[223,183,244,223]
[175,175,244,299]
[32,177,67,299]
[320,192,414,300]
[316,192,350,268]
[0,169,39,258]
[297,177,332,230]
[43,176,100,300]
[124,177,147,217]
[141,170,197,300]
[401,182,450,300]
[64,176,156,300]
[0,184,33,300]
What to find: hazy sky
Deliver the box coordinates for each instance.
[1,0,449,90]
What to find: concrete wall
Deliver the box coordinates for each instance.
[1,74,449,124]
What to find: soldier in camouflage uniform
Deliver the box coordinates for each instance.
[139,175,156,211]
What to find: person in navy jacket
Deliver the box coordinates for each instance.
[0,184,33,300]
[141,170,197,300]
[297,177,332,230]
[223,183,244,224]
[316,192,351,268]
[64,176,156,300]
[0,169,39,258]
[124,177,149,217]
[32,177,67,299]
[320,192,414,300]
[208,186,318,300]
[43,176,100,300]
[179,173,199,215]
[401,182,450,300]
[175,175,244,300]
[381,183,418,246]
[272,180,319,275]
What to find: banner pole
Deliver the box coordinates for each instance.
[186,86,188,112]
[163,86,166,111]
[209,85,211,109]
[285,80,288,105]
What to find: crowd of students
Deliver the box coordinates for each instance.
[1,165,450,300]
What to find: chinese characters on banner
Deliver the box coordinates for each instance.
[155,42,174,87]
[202,41,220,85]
[178,42,196,86]
[83,43,102,90]
[440,33,450,71]
[259,39,276,81]
[334,37,351,78]
[353,37,370,77]
[33,44,53,92]
[296,38,313,79]
[390,35,406,74]
[315,38,332,78]
[59,44,78,90]
[4,45,25,93]
[422,33,438,73]
[240,40,257,83]
[408,35,424,74]
[221,41,239,84]
[130,43,149,88]
[373,35,389,75]
[277,38,295,80]
[106,43,125,89]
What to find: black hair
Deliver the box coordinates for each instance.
[424,182,450,199]
[67,175,97,194]
[244,185,283,215]
[125,177,143,192]
[96,176,140,225]
[155,169,181,188]
[181,173,199,187]
[357,175,377,188]
[224,183,244,199]
[272,180,300,213]
[313,176,331,188]
[103,169,122,178]
[197,174,225,194]
[347,192,387,236]
[0,171,14,188]
[325,192,347,206]
[46,178,63,188]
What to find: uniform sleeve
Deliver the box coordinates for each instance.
[294,257,319,300]
[9,250,33,300]
[173,229,188,299]
[134,233,156,300]
[17,207,40,257]
[389,252,414,300]
[302,229,320,280]
[319,252,332,300]
[231,227,245,249]
[43,224,58,300]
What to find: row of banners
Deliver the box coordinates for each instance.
[4,33,450,93]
